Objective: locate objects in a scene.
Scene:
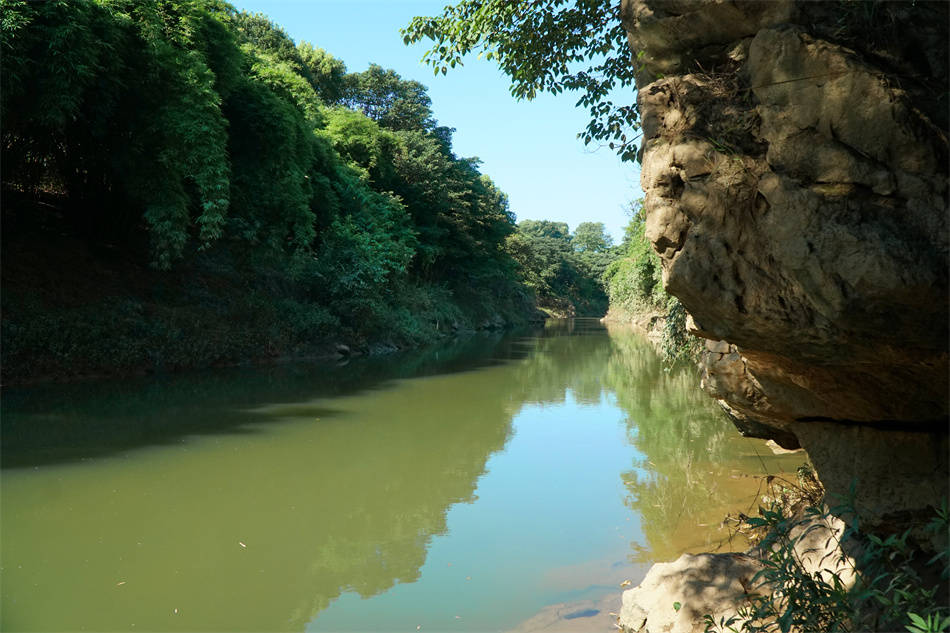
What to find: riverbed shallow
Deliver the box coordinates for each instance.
[1,319,804,632]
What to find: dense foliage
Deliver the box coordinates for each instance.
[603,203,664,316]
[603,201,700,364]
[506,219,616,316]
[0,0,543,382]
[708,494,949,633]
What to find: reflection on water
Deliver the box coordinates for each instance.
[1,320,803,632]
[602,327,802,561]
[1,332,515,468]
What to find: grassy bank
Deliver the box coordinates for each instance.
[1,196,538,386]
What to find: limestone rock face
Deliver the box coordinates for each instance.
[619,514,856,633]
[617,5,948,629]
[621,0,949,519]
[619,553,764,633]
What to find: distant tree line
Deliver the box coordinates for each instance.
[507,219,617,316]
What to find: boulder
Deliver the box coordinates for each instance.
[620,514,856,632]
[620,552,764,633]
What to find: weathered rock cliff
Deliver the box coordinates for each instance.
[624,0,948,516]
[618,1,948,629]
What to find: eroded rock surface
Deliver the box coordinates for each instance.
[618,1,948,628]
[619,552,764,633]
[622,0,948,518]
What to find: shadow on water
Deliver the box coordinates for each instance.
[3,325,559,631]
[0,327,540,469]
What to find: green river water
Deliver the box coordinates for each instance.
[1,319,803,632]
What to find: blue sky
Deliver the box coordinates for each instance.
[232,0,642,242]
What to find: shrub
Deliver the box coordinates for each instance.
[706,487,950,633]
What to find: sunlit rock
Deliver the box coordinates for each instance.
[618,0,948,628]
[621,0,948,521]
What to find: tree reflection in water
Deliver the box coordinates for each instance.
[506,319,804,563]
[600,323,804,562]
[1,320,804,632]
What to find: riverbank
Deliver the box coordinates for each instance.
[1,200,543,386]
[601,307,664,342]
[601,304,701,368]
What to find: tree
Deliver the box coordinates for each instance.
[506,219,613,316]
[297,42,347,104]
[402,0,639,161]
[341,64,436,132]
[573,221,613,252]
[518,219,571,241]
[603,200,665,314]
[1,0,235,268]
[0,0,544,371]
[506,227,572,297]
[229,10,313,83]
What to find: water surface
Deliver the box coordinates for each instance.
[1,319,803,631]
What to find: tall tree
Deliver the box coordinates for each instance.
[297,41,347,104]
[573,221,613,252]
[1,0,236,267]
[518,219,571,241]
[342,64,436,132]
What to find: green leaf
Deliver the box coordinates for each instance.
[908,613,928,627]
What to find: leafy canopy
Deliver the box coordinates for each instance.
[518,219,571,241]
[402,0,639,161]
[1,0,544,360]
[506,219,617,316]
[297,41,347,104]
[573,221,613,252]
[342,64,436,132]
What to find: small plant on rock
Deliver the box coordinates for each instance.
[706,487,949,633]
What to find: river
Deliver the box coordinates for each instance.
[1,319,803,632]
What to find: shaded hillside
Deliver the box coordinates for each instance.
[0,0,538,383]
